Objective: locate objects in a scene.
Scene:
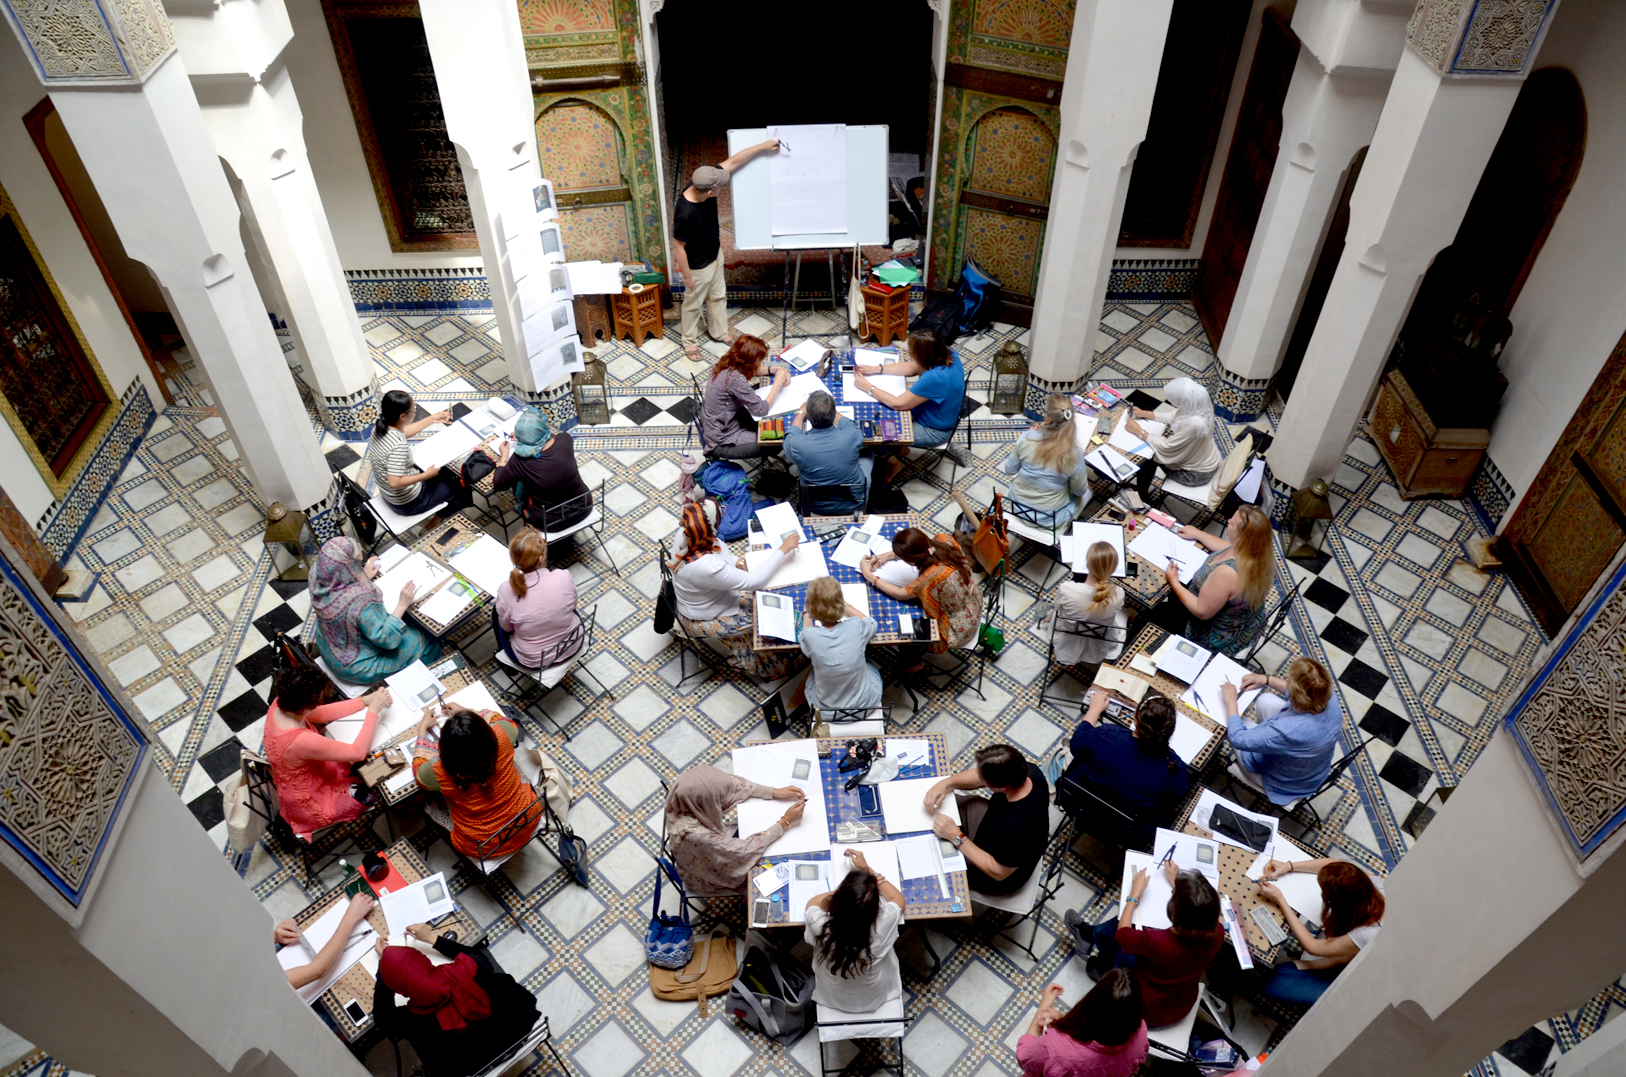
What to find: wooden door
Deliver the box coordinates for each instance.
[1192,9,1299,346]
[1500,334,1626,635]
[952,107,1057,304]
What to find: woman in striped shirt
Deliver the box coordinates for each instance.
[368,389,461,515]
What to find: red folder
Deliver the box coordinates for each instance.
[364,856,411,898]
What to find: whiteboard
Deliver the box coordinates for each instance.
[727,126,889,250]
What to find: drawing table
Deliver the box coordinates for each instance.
[758,347,915,446]
[290,837,483,1043]
[1100,625,1227,772]
[750,512,940,651]
[742,732,971,925]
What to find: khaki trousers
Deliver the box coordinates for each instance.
[680,259,729,346]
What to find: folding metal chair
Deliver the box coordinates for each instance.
[342,463,448,553]
[798,481,867,517]
[490,606,610,739]
[656,777,748,936]
[243,752,382,887]
[969,814,1072,960]
[1052,763,1158,855]
[1236,575,1305,672]
[1221,735,1377,833]
[1037,615,1130,712]
[536,480,618,582]
[1003,498,1090,590]
[900,394,977,491]
[816,999,911,1077]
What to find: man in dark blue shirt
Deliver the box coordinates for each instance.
[1060,689,1190,829]
[783,391,872,514]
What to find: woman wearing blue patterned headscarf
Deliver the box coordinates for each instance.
[492,406,592,531]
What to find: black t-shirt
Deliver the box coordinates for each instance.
[672,189,721,271]
[966,764,1051,895]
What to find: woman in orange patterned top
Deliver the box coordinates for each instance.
[413,704,540,860]
[859,527,983,672]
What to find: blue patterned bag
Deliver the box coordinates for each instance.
[645,857,694,969]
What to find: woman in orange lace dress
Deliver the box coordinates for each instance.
[412,704,541,860]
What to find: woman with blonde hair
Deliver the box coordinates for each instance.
[1051,540,1127,665]
[799,576,882,714]
[1002,394,1092,529]
[495,528,580,668]
[1162,504,1273,656]
[700,333,789,459]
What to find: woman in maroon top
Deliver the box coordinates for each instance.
[1070,860,1225,1027]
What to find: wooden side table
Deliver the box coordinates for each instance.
[860,282,910,345]
[610,285,663,346]
[572,294,612,346]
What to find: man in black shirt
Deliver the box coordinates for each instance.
[673,138,779,359]
[926,744,1052,896]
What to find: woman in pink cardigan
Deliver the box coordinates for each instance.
[1017,969,1148,1077]
[261,664,392,838]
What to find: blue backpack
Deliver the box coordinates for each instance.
[700,460,755,541]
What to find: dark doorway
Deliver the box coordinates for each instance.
[1117,0,1252,248]
[1276,146,1367,405]
[1191,8,1299,344]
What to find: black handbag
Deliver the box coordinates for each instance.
[653,576,678,635]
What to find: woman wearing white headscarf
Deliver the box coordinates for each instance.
[1126,377,1223,491]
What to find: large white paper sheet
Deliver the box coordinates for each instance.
[840,582,871,622]
[832,527,880,569]
[379,873,455,936]
[1086,445,1139,484]
[752,744,817,789]
[755,502,808,544]
[413,422,483,470]
[779,339,829,370]
[1169,713,1214,765]
[1120,850,1174,930]
[876,559,919,588]
[830,842,900,887]
[893,834,949,898]
[1107,411,1152,457]
[1151,633,1211,683]
[733,741,831,856]
[1126,522,1203,584]
[1070,521,1127,575]
[1180,653,1262,722]
[765,372,831,416]
[1245,835,1324,923]
[445,679,503,717]
[448,535,515,597]
[1153,826,1221,885]
[563,260,624,294]
[417,583,474,626]
[280,903,378,1004]
[756,591,798,642]
[841,373,907,405]
[883,738,929,768]
[768,123,848,236]
[522,305,574,358]
[1191,788,1280,855]
[877,777,960,836]
[853,348,896,368]
[747,542,830,591]
[530,335,584,390]
[376,552,450,611]
[385,661,445,711]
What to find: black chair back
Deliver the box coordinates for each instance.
[241,754,280,827]
[1055,772,1156,853]
[798,482,866,516]
[537,481,600,537]
[1317,736,1377,797]
[1240,575,1304,666]
[474,785,551,869]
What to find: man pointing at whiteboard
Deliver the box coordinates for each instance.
[673,138,779,361]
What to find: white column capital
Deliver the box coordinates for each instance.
[0,0,175,86]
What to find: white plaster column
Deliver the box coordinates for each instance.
[418,0,571,412]
[1265,46,1522,491]
[50,56,333,512]
[1213,0,1410,420]
[174,0,378,436]
[1025,0,1174,411]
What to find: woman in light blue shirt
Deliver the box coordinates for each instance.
[1218,657,1343,803]
[1002,394,1092,529]
[799,576,883,714]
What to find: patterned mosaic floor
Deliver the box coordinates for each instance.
[16,291,1623,1077]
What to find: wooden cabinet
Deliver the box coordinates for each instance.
[1369,370,1488,499]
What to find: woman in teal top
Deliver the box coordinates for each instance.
[1162,505,1273,657]
[853,329,966,485]
[310,536,442,684]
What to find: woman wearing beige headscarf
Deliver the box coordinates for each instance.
[665,765,806,892]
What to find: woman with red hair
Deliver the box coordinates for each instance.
[670,501,801,678]
[699,334,789,459]
[372,923,540,1075]
[1255,857,1387,1004]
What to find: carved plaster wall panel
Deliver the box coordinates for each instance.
[1509,550,1626,861]
[1406,0,1559,78]
[0,0,174,85]
[0,540,146,909]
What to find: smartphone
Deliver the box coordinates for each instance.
[858,785,881,816]
[753,899,771,925]
[1095,412,1114,434]
[343,999,367,1024]
[898,612,913,636]
[437,527,460,545]
[913,615,931,640]
[861,419,876,439]
[1125,560,1140,579]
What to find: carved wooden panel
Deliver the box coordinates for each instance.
[1509,553,1626,860]
[0,545,145,905]
[0,213,110,477]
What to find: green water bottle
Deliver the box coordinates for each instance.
[340,858,365,897]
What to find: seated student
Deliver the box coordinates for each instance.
[799,576,883,715]
[1255,858,1385,1005]
[373,923,541,1077]
[670,501,801,679]
[310,536,442,684]
[412,704,541,860]
[495,528,580,669]
[491,407,591,531]
[367,388,465,517]
[261,664,393,837]
[852,329,966,484]
[664,765,806,892]
[274,893,375,989]
[1146,506,1273,658]
[924,744,1050,896]
[1002,394,1092,529]
[1124,377,1223,495]
[1069,861,1225,1027]
[1017,969,1148,1077]
[1219,658,1343,805]
[700,334,791,459]
[1051,541,1128,666]
[804,849,906,1014]
[783,390,872,514]
[1059,690,1189,829]
[859,527,982,672]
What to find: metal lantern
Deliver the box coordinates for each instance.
[262,503,313,581]
[1288,479,1334,558]
[573,349,611,426]
[991,340,1028,415]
